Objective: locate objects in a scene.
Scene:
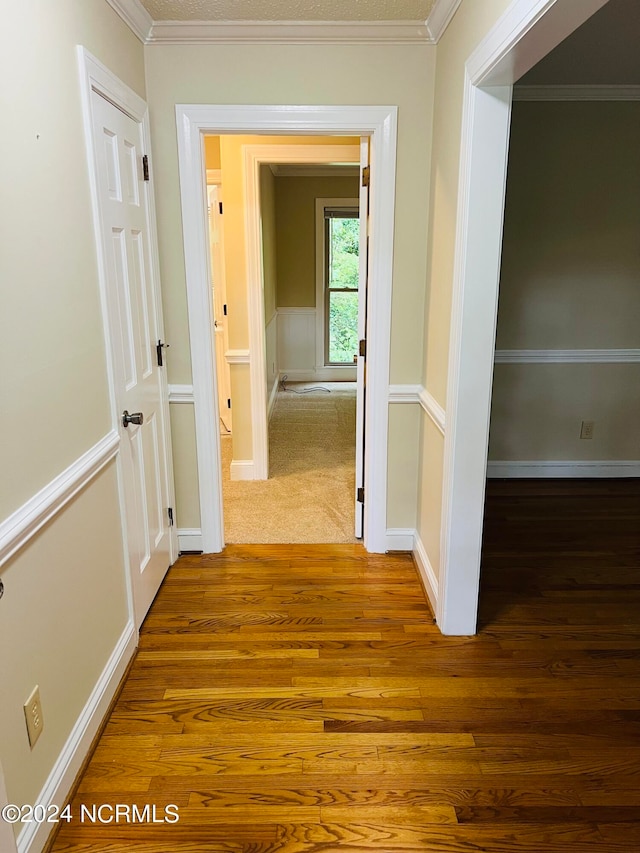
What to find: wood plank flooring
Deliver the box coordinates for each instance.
[49,480,640,852]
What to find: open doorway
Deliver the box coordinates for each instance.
[478,0,640,628]
[203,135,365,543]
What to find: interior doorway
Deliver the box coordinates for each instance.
[176,107,397,554]
[437,0,611,634]
[203,136,365,543]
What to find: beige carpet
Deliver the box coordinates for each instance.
[221,382,357,543]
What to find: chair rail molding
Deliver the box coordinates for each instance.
[0,431,119,569]
[494,348,640,364]
[388,384,446,435]
[225,349,251,365]
[168,384,195,403]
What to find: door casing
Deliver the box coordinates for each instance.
[437,0,610,634]
[176,105,398,553]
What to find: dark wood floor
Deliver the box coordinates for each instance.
[49,480,640,852]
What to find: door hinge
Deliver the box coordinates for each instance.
[156,340,169,367]
[362,166,370,188]
[142,154,150,182]
[357,487,365,504]
[227,398,231,409]
[223,304,228,316]
[359,339,366,358]
[219,201,223,214]
[168,507,174,527]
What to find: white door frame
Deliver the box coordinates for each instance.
[439,0,610,634]
[176,106,397,554]
[77,48,179,621]
[244,143,360,479]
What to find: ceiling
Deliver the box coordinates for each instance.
[519,0,640,85]
[139,0,436,21]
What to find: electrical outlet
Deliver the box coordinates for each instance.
[580,420,595,440]
[24,686,44,748]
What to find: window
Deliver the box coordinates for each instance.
[324,207,359,365]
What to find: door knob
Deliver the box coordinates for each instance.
[122,410,144,428]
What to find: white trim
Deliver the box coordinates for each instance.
[388,383,422,404]
[104,0,153,43]
[514,85,640,101]
[439,0,610,635]
[487,460,640,478]
[176,108,397,555]
[225,349,251,364]
[148,20,431,44]
[168,383,195,403]
[16,620,136,853]
[385,528,415,551]
[277,307,317,314]
[230,460,255,481]
[268,376,279,422]
[178,528,203,551]
[0,431,119,570]
[426,0,463,42]
[387,384,446,436]
[315,196,360,373]
[412,531,439,620]
[418,388,446,436]
[495,349,640,364]
[206,168,222,184]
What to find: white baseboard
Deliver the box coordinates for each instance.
[230,460,255,481]
[487,460,640,478]
[385,528,415,551]
[267,376,279,422]
[280,368,357,383]
[412,531,439,619]
[17,620,136,853]
[177,528,203,552]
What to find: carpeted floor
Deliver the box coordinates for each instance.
[221,382,357,543]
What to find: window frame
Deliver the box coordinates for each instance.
[315,197,360,372]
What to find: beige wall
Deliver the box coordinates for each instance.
[144,47,436,530]
[275,174,360,308]
[0,0,143,827]
[260,165,278,397]
[417,0,512,579]
[261,165,278,325]
[489,100,640,463]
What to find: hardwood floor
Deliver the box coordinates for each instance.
[48,481,640,852]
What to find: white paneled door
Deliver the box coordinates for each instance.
[91,90,172,627]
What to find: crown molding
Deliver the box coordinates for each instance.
[104,0,153,42]
[425,0,463,42]
[514,85,640,101]
[147,19,431,44]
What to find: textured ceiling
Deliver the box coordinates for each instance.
[139,0,436,22]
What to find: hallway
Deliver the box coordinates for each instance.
[221,383,357,543]
[48,481,640,852]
